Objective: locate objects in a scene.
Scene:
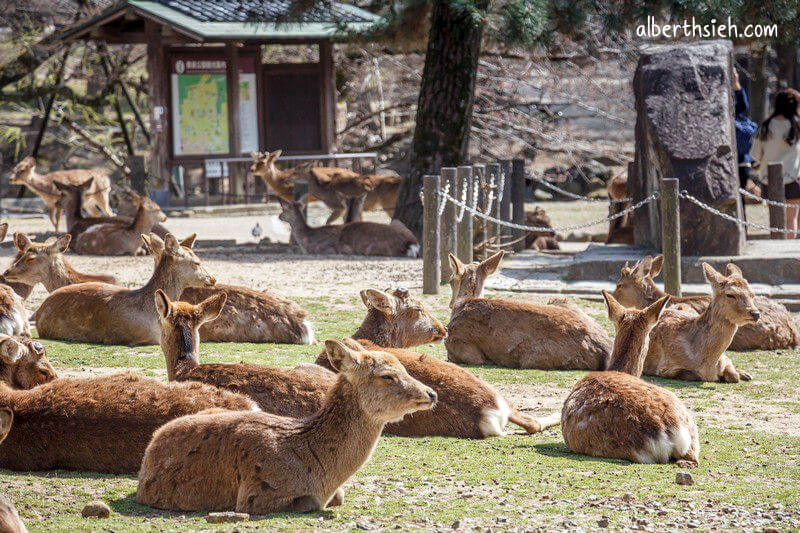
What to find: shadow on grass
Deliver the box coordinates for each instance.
[533,442,629,466]
[0,468,134,481]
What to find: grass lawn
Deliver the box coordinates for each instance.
[2,293,799,531]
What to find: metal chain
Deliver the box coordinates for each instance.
[680,190,800,235]
[738,187,796,208]
[529,176,633,203]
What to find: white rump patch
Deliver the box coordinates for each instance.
[301,319,315,345]
[670,424,692,458]
[250,403,262,412]
[479,394,511,437]
[0,312,23,336]
[407,244,420,258]
[633,430,676,464]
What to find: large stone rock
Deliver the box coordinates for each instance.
[631,40,745,255]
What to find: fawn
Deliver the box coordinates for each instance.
[137,339,437,513]
[33,233,215,345]
[0,372,256,474]
[8,156,112,229]
[3,232,116,292]
[278,199,419,257]
[445,251,612,369]
[562,291,700,466]
[72,194,167,255]
[155,289,333,415]
[0,408,27,533]
[643,262,758,382]
[0,335,56,389]
[614,255,799,351]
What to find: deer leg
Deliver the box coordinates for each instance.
[49,207,60,230]
[326,488,345,507]
[325,206,346,225]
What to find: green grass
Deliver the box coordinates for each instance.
[4,295,800,531]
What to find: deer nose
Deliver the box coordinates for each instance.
[427,390,438,406]
[749,310,761,322]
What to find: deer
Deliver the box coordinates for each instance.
[313,288,559,438]
[613,255,799,351]
[155,288,332,415]
[363,172,401,218]
[605,173,633,245]
[0,335,56,389]
[7,156,112,229]
[250,150,298,203]
[33,232,216,345]
[643,262,759,383]
[0,372,256,474]
[445,251,612,369]
[0,408,28,533]
[3,232,116,293]
[0,225,29,336]
[524,206,559,250]
[561,290,700,466]
[278,199,419,257]
[72,193,167,255]
[298,165,375,224]
[137,339,436,513]
[144,234,314,344]
[0,224,32,301]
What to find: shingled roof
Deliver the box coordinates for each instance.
[162,0,377,24]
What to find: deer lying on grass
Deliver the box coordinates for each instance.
[0,224,32,301]
[8,156,112,229]
[614,255,799,351]
[250,150,298,203]
[0,372,256,474]
[279,199,419,257]
[524,207,559,250]
[445,251,612,369]
[156,289,333,415]
[643,263,758,382]
[72,193,167,255]
[0,226,29,336]
[0,335,56,389]
[0,408,28,533]
[33,233,215,345]
[314,288,559,437]
[3,232,116,292]
[562,291,700,466]
[605,173,633,245]
[144,234,313,343]
[137,339,436,513]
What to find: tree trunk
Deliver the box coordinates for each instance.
[775,44,798,89]
[394,0,488,238]
[749,46,769,128]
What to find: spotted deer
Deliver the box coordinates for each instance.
[250,150,297,203]
[445,251,612,369]
[155,289,333,415]
[0,408,27,533]
[561,291,700,466]
[144,234,313,344]
[0,224,32,301]
[315,288,559,438]
[137,339,437,513]
[8,156,112,229]
[73,194,167,255]
[33,233,215,345]
[279,199,420,257]
[0,335,56,389]
[613,255,799,351]
[3,232,116,292]
[644,263,758,382]
[0,372,256,474]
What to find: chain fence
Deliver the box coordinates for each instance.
[681,190,800,236]
[528,176,632,203]
[738,187,797,209]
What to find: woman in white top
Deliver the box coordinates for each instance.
[752,88,800,238]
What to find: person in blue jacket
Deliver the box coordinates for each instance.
[734,68,758,218]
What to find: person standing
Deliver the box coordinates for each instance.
[733,69,758,218]
[752,88,800,238]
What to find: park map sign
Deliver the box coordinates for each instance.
[170,56,259,156]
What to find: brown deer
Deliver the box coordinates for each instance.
[8,156,112,229]
[72,194,167,255]
[524,206,559,250]
[137,339,436,513]
[299,166,375,224]
[0,273,28,338]
[0,408,28,533]
[445,251,612,369]
[561,291,700,466]
[33,233,215,345]
[0,372,256,474]
[250,150,297,203]
[0,335,56,389]
[644,262,758,382]
[3,232,116,292]
[0,224,33,301]
[155,289,333,415]
[278,200,419,257]
[363,172,401,217]
[605,173,634,244]
[613,255,799,351]
[144,234,313,344]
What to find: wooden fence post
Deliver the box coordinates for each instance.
[500,160,512,243]
[456,166,474,263]
[440,167,458,281]
[660,178,681,296]
[423,174,441,294]
[511,158,526,252]
[473,164,486,259]
[487,163,501,252]
[768,162,786,239]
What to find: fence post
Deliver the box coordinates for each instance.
[473,164,487,259]
[768,163,786,239]
[456,166,474,263]
[423,174,441,295]
[440,167,457,281]
[500,160,512,244]
[487,163,501,253]
[511,158,526,252]
[660,178,681,297]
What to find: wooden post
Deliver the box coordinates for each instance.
[456,166,474,263]
[129,155,146,194]
[499,160,512,243]
[145,21,170,191]
[768,162,786,239]
[319,41,337,153]
[511,158,526,252]
[473,164,486,259]
[440,167,457,281]
[423,174,441,294]
[225,43,242,201]
[487,163,501,252]
[660,178,681,296]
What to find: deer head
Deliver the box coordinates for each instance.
[142,233,215,289]
[358,288,446,347]
[0,335,57,389]
[447,251,504,309]
[703,263,760,326]
[2,233,71,286]
[8,156,35,185]
[602,290,669,376]
[612,255,664,309]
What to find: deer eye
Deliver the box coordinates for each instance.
[381,374,396,382]
[726,293,736,299]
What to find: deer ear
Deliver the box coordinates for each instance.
[154,289,172,319]
[620,261,632,277]
[50,234,71,253]
[448,253,464,277]
[325,339,362,373]
[0,407,12,444]
[0,337,23,365]
[180,233,197,249]
[644,294,670,325]
[13,232,31,252]
[360,289,395,315]
[198,293,226,324]
[650,255,664,279]
[725,263,743,278]
[702,262,725,292]
[80,177,94,190]
[52,180,69,192]
[271,149,282,159]
[0,223,7,242]
[602,290,625,323]
[479,250,504,277]
[633,256,652,279]
[163,233,180,254]
[341,338,366,351]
